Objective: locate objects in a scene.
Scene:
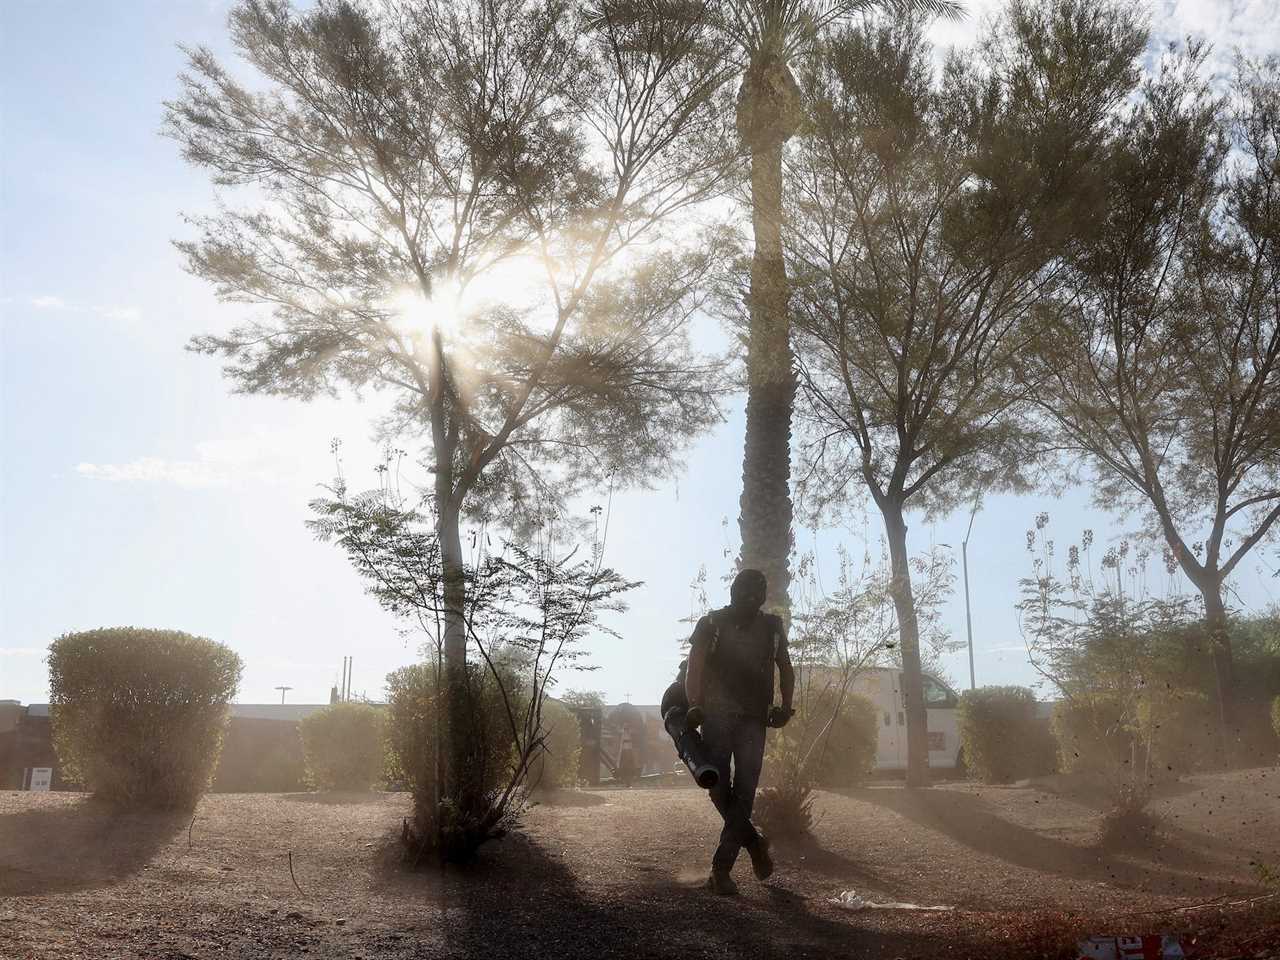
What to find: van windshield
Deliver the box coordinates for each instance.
[923,676,955,708]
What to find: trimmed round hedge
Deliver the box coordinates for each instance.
[48,627,242,809]
[299,701,386,791]
[958,685,1057,783]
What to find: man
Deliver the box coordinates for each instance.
[684,568,795,895]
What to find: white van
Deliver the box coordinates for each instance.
[846,667,963,772]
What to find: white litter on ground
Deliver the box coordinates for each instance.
[1076,935,1186,959]
[830,890,954,912]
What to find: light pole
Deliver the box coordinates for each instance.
[961,498,980,691]
[275,685,293,705]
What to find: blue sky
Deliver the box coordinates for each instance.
[3,0,1278,708]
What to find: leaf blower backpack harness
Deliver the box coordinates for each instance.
[660,608,786,790]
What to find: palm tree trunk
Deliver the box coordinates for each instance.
[737,59,800,614]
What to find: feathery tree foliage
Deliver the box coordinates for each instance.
[619,0,962,619]
[786,0,1146,784]
[166,0,728,816]
[1028,54,1280,751]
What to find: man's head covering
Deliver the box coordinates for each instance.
[728,568,768,618]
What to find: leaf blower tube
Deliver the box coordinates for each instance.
[663,706,719,789]
[660,660,718,790]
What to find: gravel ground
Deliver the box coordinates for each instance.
[1,768,1278,959]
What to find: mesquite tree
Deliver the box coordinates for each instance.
[166,0,726,804]
[787,2,1145,785]
[1030,55,1280,749]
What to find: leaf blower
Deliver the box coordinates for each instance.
[661,661,718,790]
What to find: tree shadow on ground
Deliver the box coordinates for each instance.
[438,830,988,960]
[775,834,890,890]
[529,789,609,808]
[1030,772,1205,810]
[0,796,186,896]
[1030,773,1269,864]
[853,787,1262,899]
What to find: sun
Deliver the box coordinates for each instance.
[386,278,463,338]
[385,255,555,339]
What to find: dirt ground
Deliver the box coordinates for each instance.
[2,768,1278,959]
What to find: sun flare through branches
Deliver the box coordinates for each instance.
[385,256,555,341]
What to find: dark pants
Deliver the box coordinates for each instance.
[702,713,766,872]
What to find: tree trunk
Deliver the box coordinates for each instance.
[1199,580,1235,765]
[882,501,930,788]
[736,58,801,615]
[436,503,475,806]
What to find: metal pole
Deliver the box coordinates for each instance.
[962,542,975,691]
[275,685,292,704]
[962,498,979,691]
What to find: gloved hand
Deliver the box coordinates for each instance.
[685,705,705,730]
[767,706,794,728]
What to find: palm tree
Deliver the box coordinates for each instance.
[734,3,963,619]
[622,0,963,615]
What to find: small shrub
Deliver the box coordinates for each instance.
[48,627,242,809]
[754,752,815,839]
[1272,695,1280,744]
[794,689,879,788]
[1051,694,1131,774]
[299,702,385,791]
[1098,779,1156,849]
[386,660,524,860]
[528,698,582,791]
[958,686,1055,783]
[755,687,877,839]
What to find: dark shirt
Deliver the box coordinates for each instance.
[689,608,783,719]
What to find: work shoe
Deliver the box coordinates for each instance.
[707,869,739,896]
[747,834,774,881]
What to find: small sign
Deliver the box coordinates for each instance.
[29,768,52,792]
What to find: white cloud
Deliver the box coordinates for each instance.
[925,0,1280,76]
[76,457,230,488]
[16,294,142,324]
[71,413,383,492]
[102,306,142,323]
[73,428,315,489]
[1151,0,1280,80]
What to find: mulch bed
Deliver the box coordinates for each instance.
[1,773,1277,959]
